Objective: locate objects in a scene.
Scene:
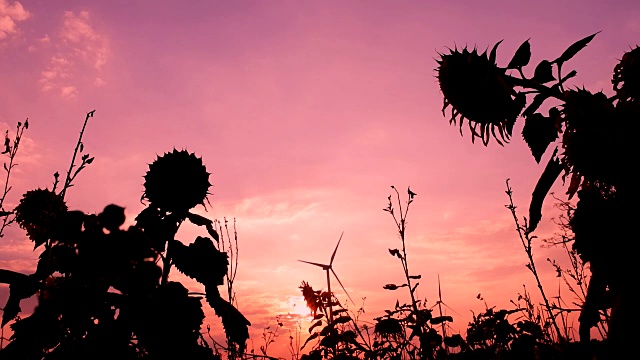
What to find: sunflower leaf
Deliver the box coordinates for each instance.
[506,92,527,137]
[309,320,323,333]
[566,172,582,200]
[301,332,319,349]
[522,113,558,163]
[528,151,563,233]
[444,334,464,347]
[523,93,550,119]
[383,284,406,290]
[36,245,76,277]
[333,315,352,325]
[0,269,28,285]
[186,212,212,227]
[554,32,600,64]
[184,212,221,242]
[532,60,555,83]
[169,237,228,286]
[430,316,453,325]
[206,223,219,242]
[1,272,39,327]
[206,286,251,353]
[507,39,531,69]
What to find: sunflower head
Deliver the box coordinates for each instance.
[142,149,211,213]
[14,188,67,247]
[436,44,526,145]
[613,46,640,102]
[560,89,617,184]
[299,281,321,315]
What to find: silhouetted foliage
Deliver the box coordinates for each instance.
[299,188,467,360]
[295,188,603,360]
[0,31,635,360]
[437,33,638,358]
[0,113,249,359]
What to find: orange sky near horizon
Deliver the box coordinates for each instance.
[1,0,636,357]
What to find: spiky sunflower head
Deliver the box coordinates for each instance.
[142,149,211,213]
[560,89,617,184]
[436,44,526,145]
[14,188,67,247]
[613,46,640,102]
[299,281,321,315]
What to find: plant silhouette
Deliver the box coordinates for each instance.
[296,187,589,359]
[0,32,635,360]
[437,33,638,358]
[298,188,469,360]
[0,113,250,359]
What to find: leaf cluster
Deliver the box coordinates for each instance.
[0,118,250,358]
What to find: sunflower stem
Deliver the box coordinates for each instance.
[517,67,527,80]
[507,75,563,100]
[161,226,176,285]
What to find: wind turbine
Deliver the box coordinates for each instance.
[431,274,462,351]
[436,274,448,349]
[298,231,354,323]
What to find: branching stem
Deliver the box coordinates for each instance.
[505,179,563,341]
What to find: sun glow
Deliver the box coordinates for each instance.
[285,296,314,319]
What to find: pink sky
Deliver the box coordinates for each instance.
[1,0,637,357]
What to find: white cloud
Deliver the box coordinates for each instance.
[60,11,108,70]
[38,55,72,91]
[0,0,30,41]
[38,10,109,98]
[61,11,95,42]
[60,85,78,99]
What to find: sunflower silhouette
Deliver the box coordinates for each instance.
[142,149,212,214]
[613,46,640,102]
[436,44,526,145]
[14,188,67,247]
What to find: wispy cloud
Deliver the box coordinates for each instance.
[60,11,108,70]
[38,10,109,99]
[0,0,29,42]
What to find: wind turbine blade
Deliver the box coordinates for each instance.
[298,260,330,270]
[440,301,463,317]
[331,268,355,305]
[330,231,344,265]
[438,274,442,301]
